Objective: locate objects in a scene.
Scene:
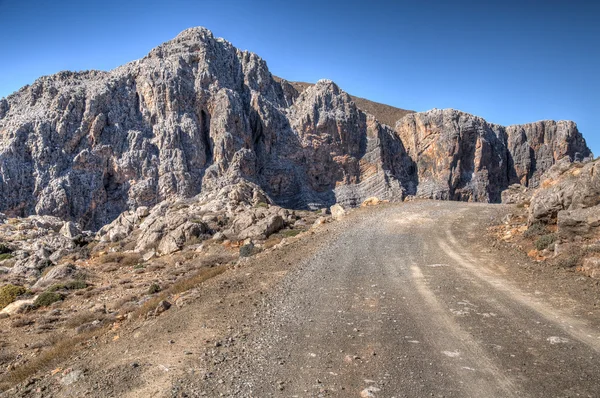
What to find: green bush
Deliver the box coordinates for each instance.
[239,243,255,258]
[524,222,547,238]
[0,284,27,309]
[47,280,88,292]
[280,229,302,238]
[556,254,580,269]
[34,292,64,308]
[0,244,12,254]
[148,284,161,294]
[535,234,556,251]
[0,253,13,261]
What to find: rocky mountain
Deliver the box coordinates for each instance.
[0,27,592,230]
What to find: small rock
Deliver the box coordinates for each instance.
[330,204,346,220]
[60,369,83,386]
[154,300,172,316]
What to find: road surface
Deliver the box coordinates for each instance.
[199,201,600,397]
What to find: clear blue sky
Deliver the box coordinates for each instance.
[1,0,598,155]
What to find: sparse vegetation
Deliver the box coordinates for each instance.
[0,253,13,261]
[33,292,64,308]
[47,280,88,292]
[0,243,12,254]
[0,325,109,390]
[10,316,34,328]
[65,311,104,329]
[148,283,161,294]
[0,284,27,310]
[254,202,268,208]
[239,243,255,257]
[524,222,547,238]
[280,229,303,238]
[96,251,143,266]
[133,265,226,319]
[535,234,556,251]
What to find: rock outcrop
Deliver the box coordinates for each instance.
[0,27,592,231]
[529,159,600,224]
[395,109,591,202]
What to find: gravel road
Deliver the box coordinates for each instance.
[193,201,600,397]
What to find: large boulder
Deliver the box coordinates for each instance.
[32,263,79,289]
[238,215,285,240]
[529,160,600,223]
[557,206,600,240]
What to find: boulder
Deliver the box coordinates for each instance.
[557,206,600,240]
[60,221,81,239]
[579,257,600,278]
[330,204,346,220]
[529,160,600,223]
[238,215,285,240]
[501,184,532,205]
[32,263,79,289]
[0,298,35,315]
[361,197,381,207]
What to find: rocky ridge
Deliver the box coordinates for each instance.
[0,27,592,233]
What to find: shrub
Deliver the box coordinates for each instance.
[148,284,161,294]
[280,229,302,238]
[524,222,547,238]
[535,234,556,251]
[239,243,255,258]
[254,202,268,209]
[47,280,88,292]
[556,254,580,269]
[0,253,13,261]
[133,263,145,270]
[0,244,12,254]
[0,285,27,309]
[33,292,64,308]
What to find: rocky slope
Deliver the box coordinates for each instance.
[0,27,592,232]
[493,157,600,278]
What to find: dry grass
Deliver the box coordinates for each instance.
[133,265,226,319]
[64,311,103,329]
[0,326,109,391]
[96,252,142,267]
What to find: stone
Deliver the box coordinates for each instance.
[557,206,600,240]
[0,298,35,315]
[330,204,346,220]
[529,159,600,223]
[60,369,83,385]
[154,300,172,316]
[32,263,79,289]
[59,222,81,239]
[580,257,600,278]
[361,197,381,207]
[501,184,532,205]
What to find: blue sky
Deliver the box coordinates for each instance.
[1,0,598,155]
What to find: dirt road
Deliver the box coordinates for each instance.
[9,201,600,397]
[190,201,600,397]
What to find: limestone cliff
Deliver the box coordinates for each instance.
[0,27,592,230]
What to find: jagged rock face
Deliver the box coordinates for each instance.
[395,110,591,202]
[395,109,509,202]
[506,120,591,187]
[529,159,600,223]
[0,27,592,230]
[286,80,416,207]
[0,28,416,229]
